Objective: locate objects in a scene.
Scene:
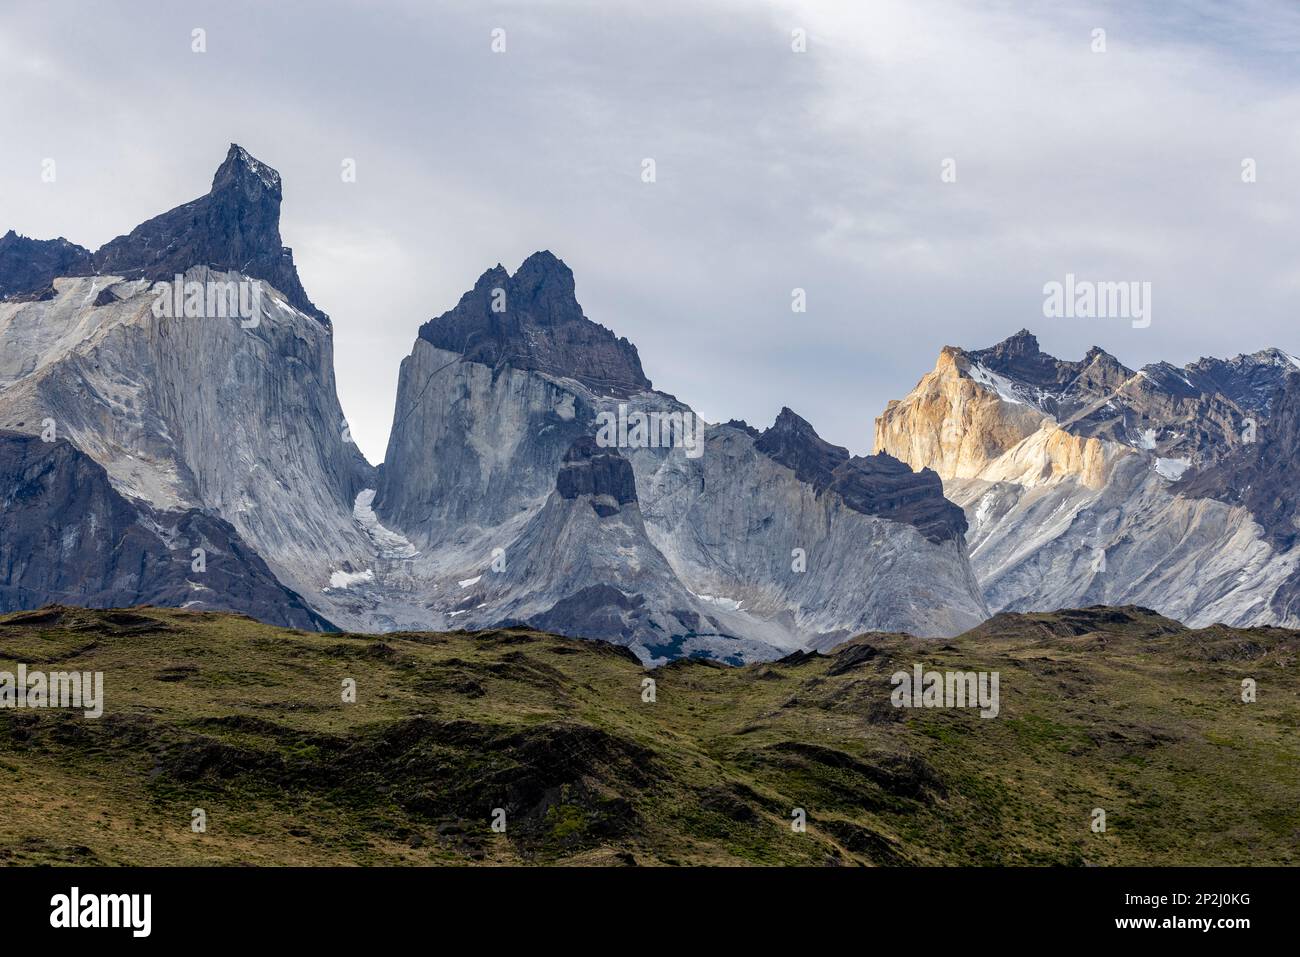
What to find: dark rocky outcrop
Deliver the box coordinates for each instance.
[530,585,649,639]
[89,145,328,325]
[0,231,92,300]
[555,435,637,516]
[1182,349,1300,417]
[755,407,850,491]
[1,146,328,325]
[0,431,334,630]
[417,250,651,396]
[967,330,1133,419]
[756,408,966,543]
[829,453,967,544]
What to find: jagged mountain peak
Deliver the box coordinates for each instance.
[0,144,332,325]
[513,249,575,295]
[1082,344,1124,367]
[417,251,651,396]
[214,143,282,194]
[767,405,827,437]
[755,407,850,490]
[0,230,93,300]
[964,329,1135,396]
[756,407,966,542]
[988,328,1041,357]
[1181,348,1300,416]
[91,144,330,323]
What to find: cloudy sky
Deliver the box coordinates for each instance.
[3,0,1299,463]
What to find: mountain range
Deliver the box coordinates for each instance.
[3,145,1299,662]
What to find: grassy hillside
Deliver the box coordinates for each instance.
[0,604,1296,865]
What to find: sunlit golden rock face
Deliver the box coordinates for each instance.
[874,346,1122,489]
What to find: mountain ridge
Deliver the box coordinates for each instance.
[1,146,989,660]
[875,329,1300,630]
[5,145,1300,657]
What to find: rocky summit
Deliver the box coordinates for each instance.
[92,144,329,325]
[417,250,650,396]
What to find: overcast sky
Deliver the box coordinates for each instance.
[3,0,1299,464]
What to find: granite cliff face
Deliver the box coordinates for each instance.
[875,330,1300,628]
[369,255,989,661]
[1,149,371,631]
[9,144,1298,651]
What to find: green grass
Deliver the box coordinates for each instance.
[0,603,1296,866]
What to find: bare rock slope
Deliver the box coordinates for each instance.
[874,330,1300,627]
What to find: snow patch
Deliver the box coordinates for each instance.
[353,489,417,559]
[329,568,375,589]
[458,576,482,589]
[693,592,743,611]
[1154,457,1191,481]
[968,363,1026,406]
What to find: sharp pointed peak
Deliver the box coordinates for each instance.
[213,143,281,195]
[418,250,650,395]
[987,328,1040,356]
[513,249,576,291]
[518,248,568,271]
[1083,344,1122,365]
[769,406,818,433]
[472,263,511,286]
[756,407,850,490]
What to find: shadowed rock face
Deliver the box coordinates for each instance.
[1177,371,1300,552]
[90,145,329,326]
[828,453,968,544]
[971,329,1131,393]
[755,407,850,491]
[0,431,334,631]
[756,408,966,543]
[1182,349,1300,417]
[0,231,92,300]
[417,250,651,397]
[556,436,637,516]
